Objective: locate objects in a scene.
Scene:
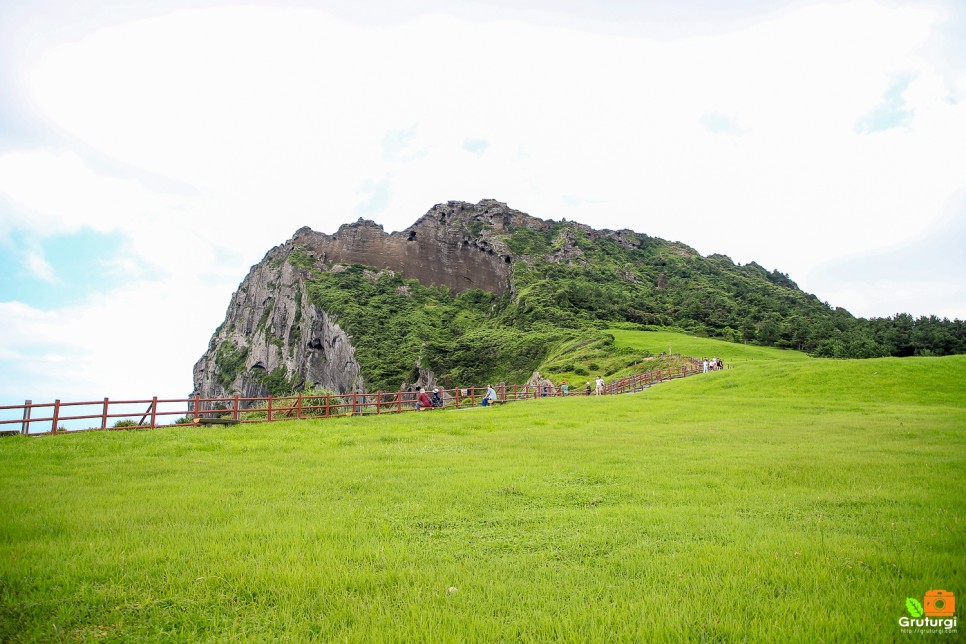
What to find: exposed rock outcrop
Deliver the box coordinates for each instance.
[526,371,557,396]
[191,244,364,401]
[192,199,526,400]
[291,199,520,296]
[400,360,439,394]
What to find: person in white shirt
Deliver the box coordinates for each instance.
[482,384,497,406]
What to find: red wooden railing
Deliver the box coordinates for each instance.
[0,360,703,436]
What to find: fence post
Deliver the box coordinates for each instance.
[295,393,302,420]
[377,391,382,414]
[353,391,358,415]
[21,400,31,435]
[193,394,200,422]
[150,396,158,428]
[325,393,330,418]
[234,393,241,421]
[51,399,60,434]
[267,395,273,422]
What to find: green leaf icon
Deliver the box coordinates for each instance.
[906,597,924,618]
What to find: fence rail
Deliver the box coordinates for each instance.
[0,362,701,436]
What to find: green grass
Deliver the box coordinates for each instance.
[608,327,811,364]
[1,352,964,641]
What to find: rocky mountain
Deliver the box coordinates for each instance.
[193,199,523,399]
[192,199,965,401]
[191,243,364,400]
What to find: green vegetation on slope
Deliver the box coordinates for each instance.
[2,355,963,640]
[293,215,963,393]
[607,326,811,363]
[304,265,579,391]
[500,223,965,357]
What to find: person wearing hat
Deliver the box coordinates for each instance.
[415,386,432,411]
[430,388,444,409]
[560,380,569,396]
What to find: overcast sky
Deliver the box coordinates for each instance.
[1,0,964,404]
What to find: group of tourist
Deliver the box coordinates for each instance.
[410,352,727,412]
[557,376,606,397]
[414,384,499,410]
[416,374,617,411]
[701,357,724,373]
[414,387,445,411]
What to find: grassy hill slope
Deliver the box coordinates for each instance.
[607,326,812,363]
[2,353,963,640]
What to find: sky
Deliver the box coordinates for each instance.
[0,0,964,404]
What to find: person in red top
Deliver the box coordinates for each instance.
[415,387,432,411]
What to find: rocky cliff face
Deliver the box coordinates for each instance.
[192,199,529,400]
[192,243,365,401]
[290,198,523,295]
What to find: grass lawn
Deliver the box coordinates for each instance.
[1,347,963,641]
[607,327,812,364]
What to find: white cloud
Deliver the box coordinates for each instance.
[0,275,233,402]
[22,245,58,284]
[1,0,964,403]
[0,150,153,234]
[817,279,966,321]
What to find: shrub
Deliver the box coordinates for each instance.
[215,342,249,389]
[239,388,346,420]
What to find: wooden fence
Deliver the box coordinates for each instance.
[0,363,700,436]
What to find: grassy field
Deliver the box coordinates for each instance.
[1,337,964,641]
[607,327,812,364]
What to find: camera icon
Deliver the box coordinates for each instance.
[924,589,955,617]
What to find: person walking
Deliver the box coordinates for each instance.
[595,375,604,396]
[561,380,569,396]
